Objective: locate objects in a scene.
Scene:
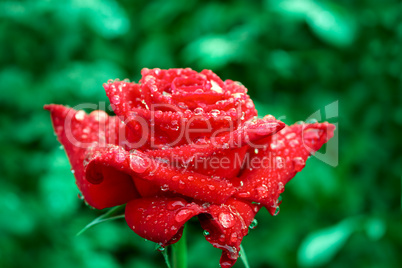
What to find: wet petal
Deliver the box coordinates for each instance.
[44,104,139,209]
[84,146,237,204]
[235,122,336,213]
[125,197,204,245]
[199,198,259,268]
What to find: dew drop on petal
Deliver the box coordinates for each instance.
[256,185,268,199]
[303,128,322,140]
[210,80,223,93]
[75,110,86,121]
[219,212,235,228]
[278,182,284,192]
[115,152,125,163]
[194,107,204,115]
[208,185,215,190]
[161,184,169,191]
[210,109,220,117]
[175,209,194,223]
[289,139,300,147]
[285,133,296,140]
[203,230,210,236]
[154,110,163,119]
[129,151,148,173]
[167,200,186,210]
[111,95,120,104]
[249,218,258,229]
[230,232,238,243]
[293,157,305,172]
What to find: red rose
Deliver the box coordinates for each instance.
[45,68,335,268]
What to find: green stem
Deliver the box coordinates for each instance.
[172,226,187,268]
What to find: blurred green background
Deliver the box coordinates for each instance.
[1,0,401,267]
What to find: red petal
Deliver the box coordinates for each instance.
[144,116,285,164]
[125,196,259,268]
[103,68,260,147]
[199,198,259,268]
[84,146,237,204]
[125,197,204,245]
[44,104,139,209]
[235,122,335,213]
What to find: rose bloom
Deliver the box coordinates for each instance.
[45,68,335,268]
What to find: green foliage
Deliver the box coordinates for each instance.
[0,0,401,267]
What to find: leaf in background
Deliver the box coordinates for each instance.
[364,217,386,241]
[239,245,250,268]
[306,2,357,48]
[297,218,357,266]
[73,0,130,38]
[267,0,357,47]
[182,35,237,69]
[76,205,126,236]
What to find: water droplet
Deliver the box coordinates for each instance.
[249,219,258,229]
[71,169,75,174]
[230,232,238,243]
[175,209,193,222]
[59,145,64,150]
[303,128,322,140]
[273,206,280,216]
[228,108,237,117]
[237,192,250,198]
[289,139,300,147]
[278,182,284,192]
[210,109,220,117]
[222,143,229,149]
[179,180,185,189]
[285,133,296,140]
[187,176,194,181]
[210,80,223,93]
[203,230,210,236]
[296,120,304,125]
[156,244,165,252]
[276,156,285,169]
[232,93,243,99]
[129,151,148,173]
[219,212,235,228]
[75,110,86,121]
[194,107,204,115]
[154,110,163,119]
[254,148,259,154]
[293,157,305,172]
[115,152,125,163]
[178,102,188,109]
[161,184,169,191]
[256,185,268,199]
[111,95,120,104]
[172,175,179,181]
[167,200,186,210]
[208,185,215,190]
[306,118,318,124]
